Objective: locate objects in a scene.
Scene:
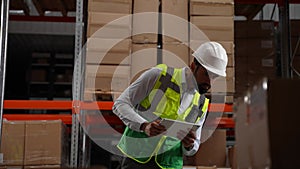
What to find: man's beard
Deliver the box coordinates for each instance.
[198,84,209,94]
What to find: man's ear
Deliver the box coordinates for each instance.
[190,62,195,72]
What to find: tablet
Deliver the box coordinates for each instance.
[160,118,201,138]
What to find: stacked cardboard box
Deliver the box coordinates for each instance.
[130,0,159,78]
[184,129,227,167]
[234,21,277,98]
[85,0,133,100]
[0,120,68,169]
[190,0,235,103]
[161,0,190,68]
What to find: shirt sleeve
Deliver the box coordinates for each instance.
[112,67,161,132]
[182,111,207,156]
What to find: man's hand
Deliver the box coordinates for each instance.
[177,129,196,150]
[140,120,166,137]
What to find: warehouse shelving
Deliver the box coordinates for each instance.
[3,0,300,168]
[2,100,235,167]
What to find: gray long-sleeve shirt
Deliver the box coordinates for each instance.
[112,66,207,156]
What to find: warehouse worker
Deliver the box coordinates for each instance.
[113,41,228,169]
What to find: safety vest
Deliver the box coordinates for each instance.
[117,64,209,169]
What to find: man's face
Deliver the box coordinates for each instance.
[193,64,218,94]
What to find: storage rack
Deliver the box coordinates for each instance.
[1,0,299,168]
[2,100,234,167]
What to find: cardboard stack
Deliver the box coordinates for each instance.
[190,0,235,103]
[0,120,69,169]
[184,129,227,167]
[291,20,300,77]
[85,0,132,101]
[234,21,277,98]
[130,0,159,79]
[161,0,190,68]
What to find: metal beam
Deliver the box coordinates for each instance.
[32,0,44,16]
[279,0,292,78]
[0,0,9,147]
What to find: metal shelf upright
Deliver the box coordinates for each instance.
[0,0,9,147]
[71,0,87,168]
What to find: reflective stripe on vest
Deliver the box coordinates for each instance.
[136,66,180,121]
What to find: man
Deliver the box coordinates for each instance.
[113,41,228,169]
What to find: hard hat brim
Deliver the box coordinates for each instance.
[192,53,227,77]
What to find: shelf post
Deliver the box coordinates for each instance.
[278,0,292,78]
[71,0,83,167]
[71,0,90,168]
[0,0,9,147]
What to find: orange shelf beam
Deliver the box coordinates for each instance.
[4,100,233,112]
[4,100,72,110]
[3,100,235,128]
[80,101,114,111]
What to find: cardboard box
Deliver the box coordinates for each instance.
[87,12,131,38]
[88,0,132,14]
[235,21,275,38]
[235,38,275,57]
[235,79,300,169]
[191,16,234,41]
[227,54,234,67]
[88,12,131,26]
[234,52,277,99]
[86,38,131,64]
[186,129,227,167]
[86,65,130,77]
[190,40,234,54]
[85,75,130,93]
[132,0,159,43]
[0,121,25,166]
[85,65,130,92]
[162,43,189,67]
[24,120,68,166]
[162,0,188,42]
[0,166,23,169]
[85,50,131,65]
[23,165,61,169]
[131,44,157,78]
[86,38,131,52]
[31,70,47,82]
[87,24,131,39]
[190,0,234,16]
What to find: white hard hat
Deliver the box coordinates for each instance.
[192,41,228,77]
